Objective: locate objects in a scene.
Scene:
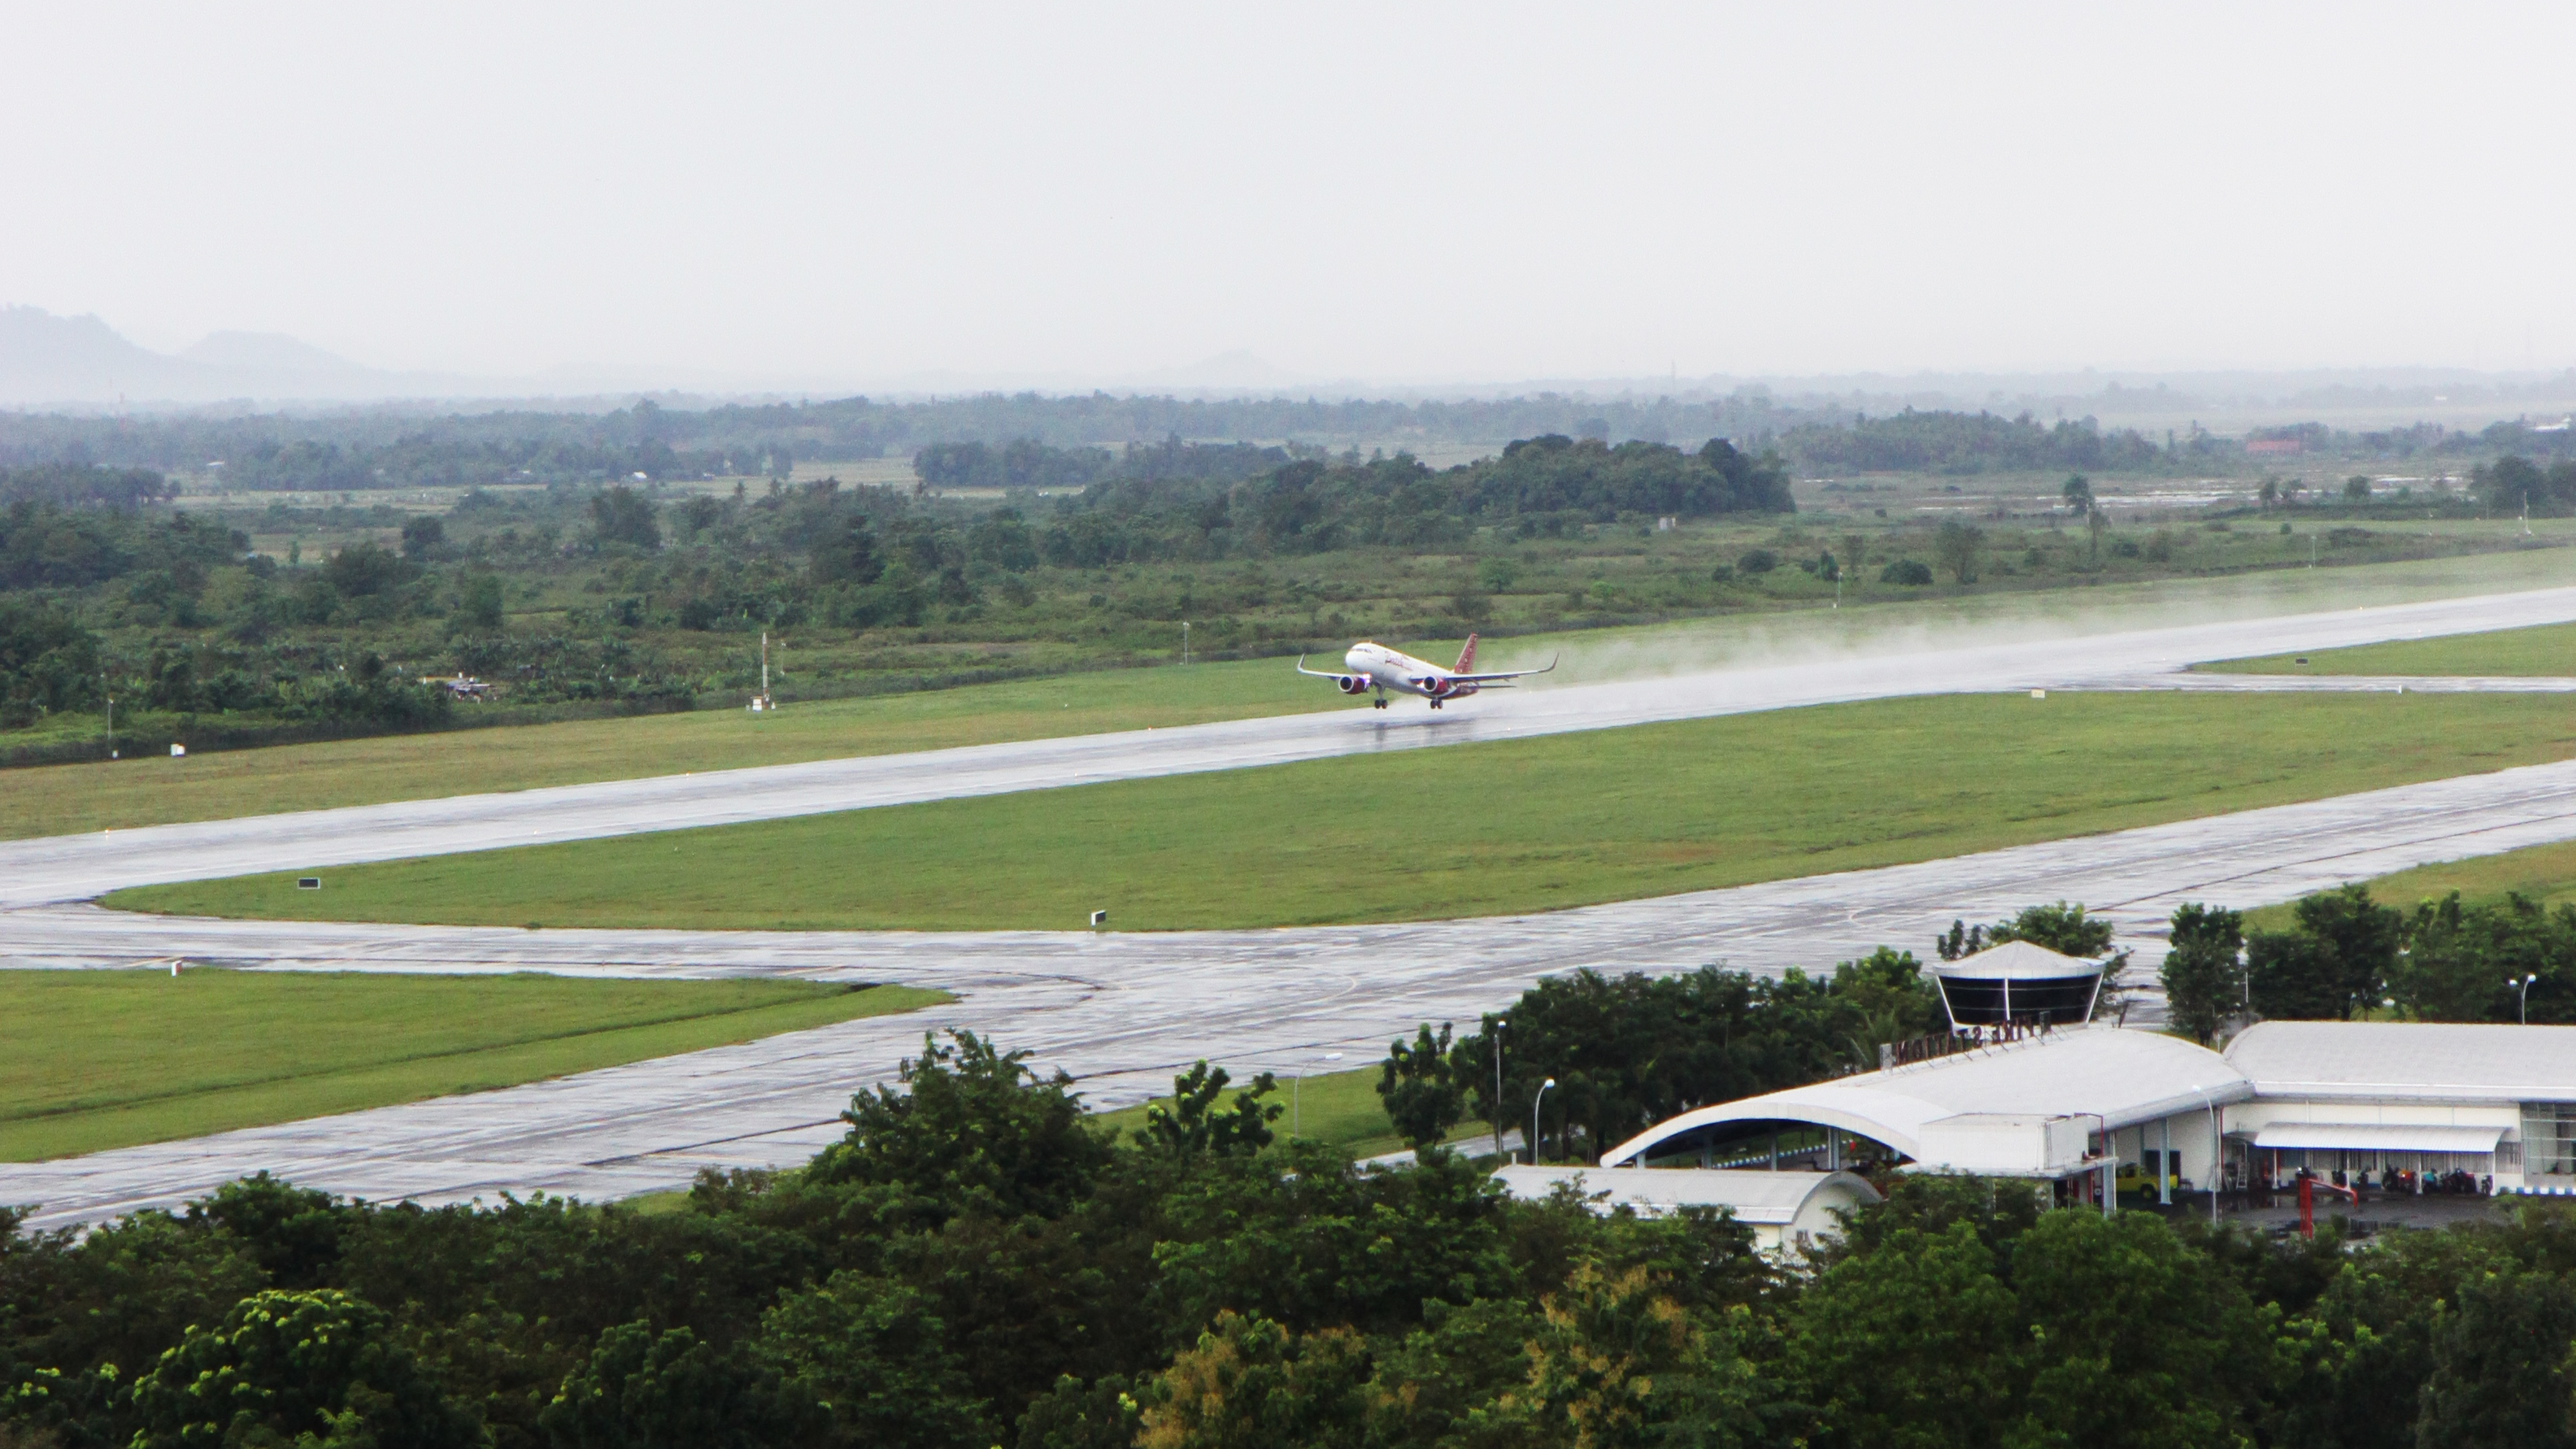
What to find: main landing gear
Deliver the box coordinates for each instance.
[1373,696,1390,708]
[1429,699,1443,709]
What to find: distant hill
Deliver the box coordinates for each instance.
[0,307,497,406]
[178,330,366,374]
[0,307,203,402]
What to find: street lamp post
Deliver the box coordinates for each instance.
[1292,1051,1343,1138]
[2189,1082,2222,1225]
[2509,974,2539,1025]
[1491,1019,1507,1160]
[1532,1077,1556,1166]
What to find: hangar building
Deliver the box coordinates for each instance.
[1596,1021,2576,1203]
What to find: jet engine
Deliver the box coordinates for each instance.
[1418,676,1452,697]
[1336,675,1370,694]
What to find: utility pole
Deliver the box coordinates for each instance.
[1181,620,1190,666]
[104,692,114,759]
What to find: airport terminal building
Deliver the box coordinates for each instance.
[1597,1021,2576,1204]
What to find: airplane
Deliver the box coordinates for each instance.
[1295,633,1557,709]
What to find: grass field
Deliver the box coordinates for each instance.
[2243,838,2576,934]
[1093,1065,1408,1156]
[110,691,2576,933]
[0,971,945,1162]
[17,548,2576,844]
[2200,620,2576,677]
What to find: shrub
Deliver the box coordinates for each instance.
[1878,559,1933,585]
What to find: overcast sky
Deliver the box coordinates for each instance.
[7,3,2569,388]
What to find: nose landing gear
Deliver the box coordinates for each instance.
[1429,699,1443,709]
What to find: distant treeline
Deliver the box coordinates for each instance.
[0,394,1799,481]
[7,390,2569,489]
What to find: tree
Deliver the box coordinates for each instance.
[2061,473,2093,514]
[0,598,99,725]
[2161,903,2244,1043]
[1137,1311,1370,1449]
[1377,1023,1466,1151]
[2294,884,2402,1018]
[2475,455,2548,511]
[2416,1265,2576,1447]
[2003,1210,2272,1449]
[546,1319,827,1449]
[807,1029,1115,1225]
[810,514,884,585]
[755,1275,990,1448]
[2392,890,2574,1022]
[399,514,444,560]
[1143,1060,1281,1158]
[2343,474,2371,503]
[1986,901,2115,959]
[124,1289,480,1449]
[322,540,411,598]
[2086,505,2106,560]
[1793,1219,2025,1447]
[2247,928,2347,1020]
[1931,520,1982,584]
[454,571,506,633]
[2259,477,2279,507]
[590,486,661,550]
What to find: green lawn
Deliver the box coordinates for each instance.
[1094,1065,1410,1157]
[2199,620,2576,677]
[2244,838,2576,934]
[109,692,2576,933]
[16,547,2574,844]
[0,971,945,1161]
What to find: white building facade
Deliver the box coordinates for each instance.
[1595,1022,2576,1203]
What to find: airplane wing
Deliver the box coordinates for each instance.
[1295,655,1354,677]
[1448,654,1558,684]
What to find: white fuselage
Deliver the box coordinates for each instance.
[1345,642,1476,700]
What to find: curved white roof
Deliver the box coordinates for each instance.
[1492,1165,1881,1229]
[2226,1021,2576,1102]
[1600,1027,2247,1169]
[1931,940,2104,980]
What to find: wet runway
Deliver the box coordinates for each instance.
[10,585,2576,909]
[9,587,2576,1225]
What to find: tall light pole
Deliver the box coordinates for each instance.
[2190,1082,2222,1225]
[1490,1018,1507,1159]
[1532,1077,1556,1166]
[2509,973,2539,1025]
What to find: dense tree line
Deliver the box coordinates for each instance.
[1778,409,2174,476]
[1375,950,1944,1160]
[2471,453,2576,513]
[0,394,1808,478]
[8,1025,2575,1449]
[2160,884,2576,1040]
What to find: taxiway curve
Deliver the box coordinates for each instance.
[9,587,2576,1225]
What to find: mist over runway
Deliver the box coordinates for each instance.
[10,585,2576,1225]
[8,585,2576,910]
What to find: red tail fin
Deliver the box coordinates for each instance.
[1455,633,1477,673]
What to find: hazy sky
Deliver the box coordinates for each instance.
[7,4,2571,386]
